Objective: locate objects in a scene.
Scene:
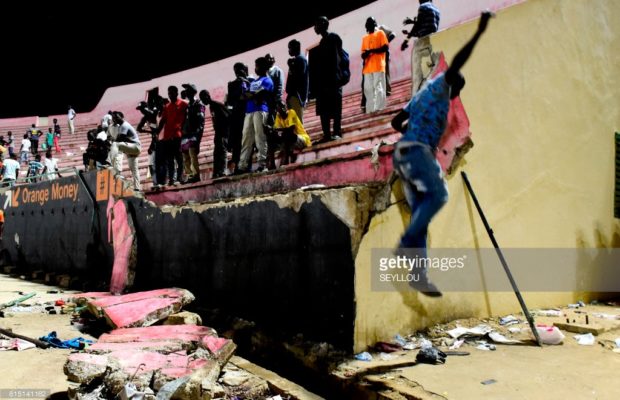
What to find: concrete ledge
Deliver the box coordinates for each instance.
[230,355,324,400]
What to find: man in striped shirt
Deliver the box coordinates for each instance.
[404,0,441,93]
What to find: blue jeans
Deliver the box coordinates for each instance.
[393,142,449,257]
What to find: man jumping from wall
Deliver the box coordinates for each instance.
[391,11,494,297]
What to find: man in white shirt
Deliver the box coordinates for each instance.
[43,150,61,180]
[101,111,113,131]
[20,134,31,165]
[110,111,142,191]
[2,154,20,187]
[68,105,76,134]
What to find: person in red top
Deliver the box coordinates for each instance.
[156,85,187,186]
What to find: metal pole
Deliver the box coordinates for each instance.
[461,171,542,347]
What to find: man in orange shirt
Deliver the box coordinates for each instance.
[361,17,389,113]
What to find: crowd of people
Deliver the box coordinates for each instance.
[2,2,444,197]
[81,15,356,191]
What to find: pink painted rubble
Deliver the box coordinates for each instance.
[76,288,194,329]
[64,324,236,398]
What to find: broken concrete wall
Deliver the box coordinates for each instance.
[127,186,381,349]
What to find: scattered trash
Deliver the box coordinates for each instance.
[574,333,595,346]
[393,334,408,347]
[615,338,620,348]
[355,351,373,361]
[416,346,446,364]
[578,300,585,307]
[2,305,47,314]
[536,325,565,345]
[535,309,562,317]
[0,338,36,351]
[568,304,581,309]
[508,327,522,333]
[591,313,620,320]
[475,342,496,351]
[379,352,396,361]
[418,338,433,349]
[55,299,65,306]
[488,332,522,345]
[446,324,492,339]
[39,331,94,349]
[118,382,145,400]
[374,341,402,353]
[266,396,283,400]
[499,315,520,326]
[0,292,36,310]
[449,339,464,350]
[481,379,497,385]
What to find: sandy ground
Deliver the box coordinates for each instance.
[336,304,620,400]
[3,271,620,400]
[0,274,92,398]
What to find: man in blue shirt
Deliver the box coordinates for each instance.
[391,11,493,296]
[238,57,274,173]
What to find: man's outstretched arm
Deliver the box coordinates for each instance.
[446,11,493,84]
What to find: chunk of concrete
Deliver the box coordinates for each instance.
[164,311,203,326]
[64,353,111,383]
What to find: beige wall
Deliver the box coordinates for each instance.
[354,0,620,352]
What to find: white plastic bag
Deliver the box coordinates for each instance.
[536,325,564,345]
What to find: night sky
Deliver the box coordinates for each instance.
[0,1,375,118]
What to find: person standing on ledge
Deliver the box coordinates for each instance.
[391,11,494,297]
[67,105,76,135]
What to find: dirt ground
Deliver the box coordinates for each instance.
[335,304,620,400]
[0,274,92,398]
[3,271,620,400]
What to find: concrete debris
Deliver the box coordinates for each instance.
[163,311,203,326]
[70,288,195,329]
[64,324,237,400]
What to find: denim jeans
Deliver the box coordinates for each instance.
[393,142,448,257]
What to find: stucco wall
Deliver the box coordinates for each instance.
[354,0,620,351]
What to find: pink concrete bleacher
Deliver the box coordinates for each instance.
[9,79,410,190]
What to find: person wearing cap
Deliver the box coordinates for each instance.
[181,83,205,183]
[110,111,142,191]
